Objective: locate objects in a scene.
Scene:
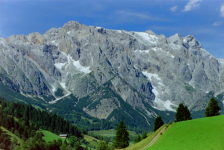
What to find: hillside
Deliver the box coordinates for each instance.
[119,125,166,150]
[0,126,22,144]
[145,115,224,150]
[0,97,89,150]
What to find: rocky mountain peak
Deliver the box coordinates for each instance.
[145,30,157,36]
[168,33,183,45]
[26,32,43,45]
[183,35,202,49]
[63,21,87,31]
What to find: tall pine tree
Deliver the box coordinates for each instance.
[175,103,191,122]
[205,98,221,117]
[113,121,129,148]
[153,116,164,131]
[184,106,192,120]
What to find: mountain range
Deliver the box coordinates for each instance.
[0,21,223,129]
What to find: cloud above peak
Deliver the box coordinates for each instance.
[220,4,224,17]
[169,6,178,12]
[213,21,222,26]
[183,0,202,12]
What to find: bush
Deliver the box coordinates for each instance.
[97,140,108,150]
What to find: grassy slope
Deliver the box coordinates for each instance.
[120,125,166,150]
[83,134,99,147]
[39,129,67,142]
[145,115,224,150]
[0,126,22,144]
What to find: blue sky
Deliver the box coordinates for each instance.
[0,0,223,58]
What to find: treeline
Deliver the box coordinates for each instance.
[0,96,83,138]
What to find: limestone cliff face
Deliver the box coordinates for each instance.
[0,21,224,122]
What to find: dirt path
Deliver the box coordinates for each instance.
[140,126,167,150]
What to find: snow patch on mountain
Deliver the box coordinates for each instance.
[135,32,157,43]
[72,60,91,74]
[189,80,195,88]
[54,62,67,70]
[134,50,150,53]
[51,40,59,46]
[49,82,71,104]
[60,82,66,89]
[151,47,158,52]
[152,87,176,112]
[217,58,224,66]
[60,52,91,74]
[170,43,180,50]
[142,71,161,81]
[142,71,175,111]
[142,71,164,86]
[52,86,57,92]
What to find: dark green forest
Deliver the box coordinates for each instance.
[0,96,85,150]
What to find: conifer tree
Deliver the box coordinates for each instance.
[113,121,129,148]
[205,98,221,117]
[175,103,191,122]
[153,116,164,131]
[142,131,147,139]
[175,103,185,122]
[184,106,192,120]
[137,134,142,142]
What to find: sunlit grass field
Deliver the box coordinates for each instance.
[39,129,67,142]
[145,115,224,150]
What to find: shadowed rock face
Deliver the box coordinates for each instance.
[0,21,224,121]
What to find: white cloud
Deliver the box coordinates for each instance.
[220,4,224,17]
[117,11,152,20]
[213,21,222,26]
[183,0,202,12]
[112,10,168,24]
[169,5,178,12]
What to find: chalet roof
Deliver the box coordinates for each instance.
[59,134,68,136]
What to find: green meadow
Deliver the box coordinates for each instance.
[145,115,224,150]
[39,129,67,143]
[89,129,138,138]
